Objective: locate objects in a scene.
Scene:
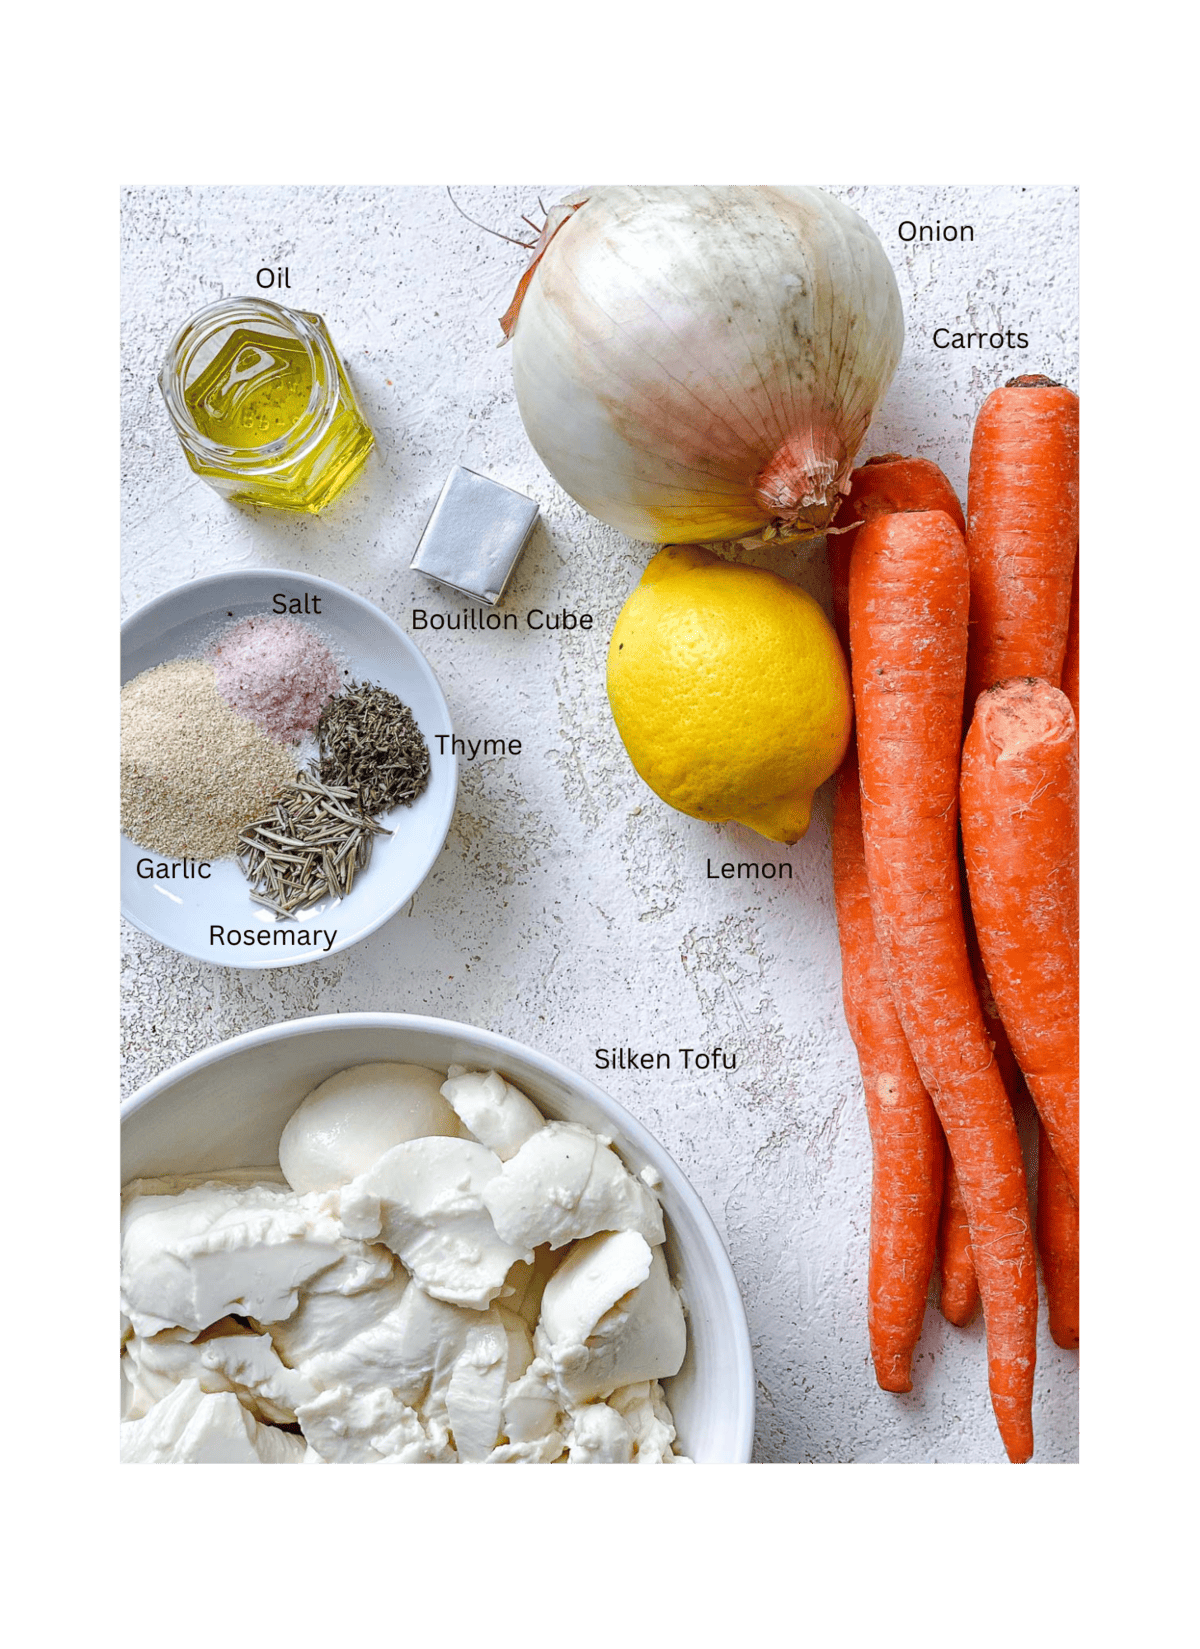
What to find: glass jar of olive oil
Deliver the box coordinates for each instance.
[159,298,374,513]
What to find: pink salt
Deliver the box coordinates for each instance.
[211,615,341,744]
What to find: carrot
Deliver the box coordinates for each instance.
[1036,565,1080,1340]
[938,1154,979,1326]
[1061,555,1079,722]
[1037,1122,1080,1349]
[829,453,965,650]
[849,509,1038,1463]
[828,455,967,1364]
[965,375,1079,709]
[833,752,944,1391]
[960,679,1079,1200]
[943,854,1030,1329]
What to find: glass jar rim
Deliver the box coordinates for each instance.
[158,297,341,473]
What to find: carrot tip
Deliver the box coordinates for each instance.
[939,1297,979,1329]
[997,1414,1035,1464]
[872,1350,914,1394]
[876,1371,914,1395]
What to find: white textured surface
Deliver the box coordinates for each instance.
[120,184,1079,1463]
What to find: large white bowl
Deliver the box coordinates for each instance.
[121,1013,755,1464]
[121,570,456,968]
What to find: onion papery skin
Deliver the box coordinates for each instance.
[508,186,904,544]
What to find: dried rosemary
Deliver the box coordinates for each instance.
[237,774,391,916]
[316,680,431,815]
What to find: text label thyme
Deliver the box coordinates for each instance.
[437,735,521,760]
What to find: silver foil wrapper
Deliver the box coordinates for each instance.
[410,465,540,605]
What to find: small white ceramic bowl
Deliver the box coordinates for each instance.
[121,570,456,969]
[121,1013,756,1464]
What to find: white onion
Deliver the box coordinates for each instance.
[505,186,904,544]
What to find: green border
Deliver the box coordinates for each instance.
[11,3,1153,1622]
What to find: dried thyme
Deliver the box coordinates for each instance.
[316,681,431,815]
[238,774,390,916]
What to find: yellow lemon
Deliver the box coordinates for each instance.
[606,546,851,843]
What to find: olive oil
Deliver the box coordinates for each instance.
[160,300,374,513]
[185,329,315,450]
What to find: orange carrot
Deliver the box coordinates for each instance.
[965,375,1079,708]
[849,509,1038,1463]
[1036,563,1080,1340]
[829,453,965,650]
[1061,555,1079,722]
[938,1154,979,1326]
[1037,1122,1080,1349]
[833,753,944,1391]
[960,679,1079,1200]
[828,454,968,1360]
[947,857,1029,1325]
